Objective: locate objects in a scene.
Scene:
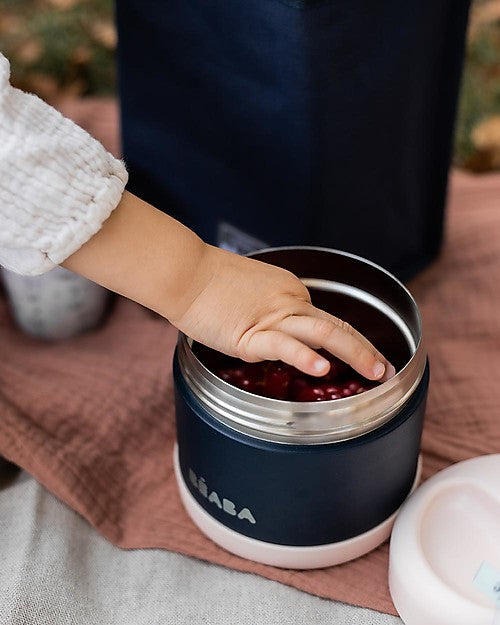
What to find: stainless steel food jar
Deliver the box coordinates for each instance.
[173,247,428,569]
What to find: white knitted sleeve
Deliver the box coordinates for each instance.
[0,53,128,275]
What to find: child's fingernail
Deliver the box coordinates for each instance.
[372,361,386,379]
[383,363,397,380]
[314,359,329,373]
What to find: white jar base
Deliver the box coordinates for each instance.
[173,444,422,570]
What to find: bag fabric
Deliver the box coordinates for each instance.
[116,0,470,280]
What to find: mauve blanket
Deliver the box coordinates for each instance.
[1,99,499,615]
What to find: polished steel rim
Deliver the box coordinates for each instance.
[177,247,427,445]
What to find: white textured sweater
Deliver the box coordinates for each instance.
[0,53,128,276]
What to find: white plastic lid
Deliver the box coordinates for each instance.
[389,454,500,625]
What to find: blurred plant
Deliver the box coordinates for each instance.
[0,0,116,100]
[0,0,499,170]
[454,0,500,170]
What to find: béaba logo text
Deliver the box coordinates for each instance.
[189,468,256,524]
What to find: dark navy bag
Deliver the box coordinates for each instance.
[116,0,470,280]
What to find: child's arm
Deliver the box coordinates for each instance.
[0,53,393,380]
[63,191,394,381]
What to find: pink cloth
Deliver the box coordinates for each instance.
[1,99,499,616]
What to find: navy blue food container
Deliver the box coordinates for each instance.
[173,247,428,568]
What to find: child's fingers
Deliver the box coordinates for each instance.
[276,313,392,381]
[244,330,331,376]
[310,308,396,382]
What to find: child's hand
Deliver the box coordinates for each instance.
[62,192,394,381]
[171,245,395,381]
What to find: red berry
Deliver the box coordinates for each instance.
[217,368,259,393]
[318,350,350,379]
[263,362,291,399]
[296,386,327,402]
[217,368,243,383]
[243,362,264,381]
[322,384,342,394]
[341,380,363,397]
[238,376,260,393]
[290,377,308,400]
[320,384,343,400]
